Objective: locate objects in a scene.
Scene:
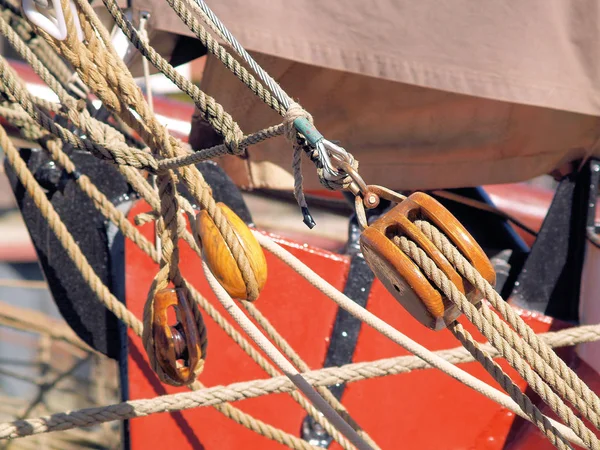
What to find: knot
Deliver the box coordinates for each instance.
[283,102,313,145]
[224,126,245,156]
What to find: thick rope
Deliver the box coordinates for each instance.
[0,2,73,86]
[394,235,600,450]
[165,0,285,116]
[415,219,600,430]
[0,16,143,160]
[99,0,243,150]
[0,55,156,170]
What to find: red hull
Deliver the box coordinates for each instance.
[125,200,600,449]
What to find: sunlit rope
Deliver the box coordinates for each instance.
[0,2,596,446]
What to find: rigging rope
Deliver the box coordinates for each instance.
[1,321,597,445]
[0,20,364,440]
[0,0,599,447]
[447,321,572,449]
[415,219,600,426]
[394,234,599,449]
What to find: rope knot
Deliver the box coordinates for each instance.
[283,102,313,145]
[224,127,245,156]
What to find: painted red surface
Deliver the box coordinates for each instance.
[125,199,599,450]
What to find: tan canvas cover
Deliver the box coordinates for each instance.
[100,0,600,190]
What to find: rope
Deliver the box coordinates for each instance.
[0,118,596,444]
[447,321,572,449]
[99,0,244,151]
[188,0,292,109]
[0,123,144,337]
[202,261,373,450]
[0,2,73,86]
[394,235,600,450]
[0,106,336,449]
[0,55,156,170]
[284,102,315,224]
[157,124,285,170]
[2,322,597,443]
[4,0,599,446]
[0,54,356,444]
[254,232,590,447]
[168,0,285,115]
[241,301,380,450]
[38,0,262,371]
[415,219,600,430]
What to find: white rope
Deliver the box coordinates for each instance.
[201,260,373,450]
[253,231,586,447]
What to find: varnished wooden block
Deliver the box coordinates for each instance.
[196,203,267,301]
[153,288,203,384]
[360,192,495,330]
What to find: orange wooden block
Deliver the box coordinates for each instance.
[196,203,267,301]
[153,288,204,384]
[360,192,495,330]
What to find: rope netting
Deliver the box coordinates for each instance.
[0,0,598,448]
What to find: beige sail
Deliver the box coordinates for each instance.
[102,0,600,190]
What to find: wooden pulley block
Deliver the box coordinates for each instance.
[153,288,204,384]
[196,202,267,301]
[360,192,496,330]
